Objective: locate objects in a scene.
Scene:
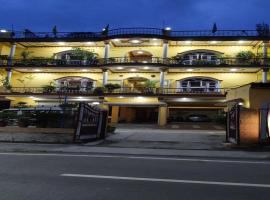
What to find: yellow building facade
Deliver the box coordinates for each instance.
[0,28,269,125]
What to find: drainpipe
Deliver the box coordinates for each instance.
[162,40,169,59]
[104,41,110,60]
[102,69,108,86]
[8,43,16,66]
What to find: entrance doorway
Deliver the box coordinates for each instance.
[118,106,158,124]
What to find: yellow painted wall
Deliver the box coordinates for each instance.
[226,84,251,107]
[8,71,261,90]
[10,71,104,87]
[5,96,37,107]
[105,97,159,104]
[1,42,265,59]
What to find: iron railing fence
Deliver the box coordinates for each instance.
[0,28,267,40]
[1,57,269,67]
[0,86,228,95]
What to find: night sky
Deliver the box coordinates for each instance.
[0,0,269,32]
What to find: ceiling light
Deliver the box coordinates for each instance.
[186,68,194,72]
[165,27,172,31]
[142,61,148,63]
[0,29,7,33]
[210,41,218,44]
[57,42,65,45]
[130,39,141,44]
[238,40,245,44]
[92,102,100,105]
[113,39,120,42]
[77,97,83,99]
[130,68,137,72]
[81,69,88,72]
[86,42,94,45]
[34,69,41,72]
[153,38,158,41]
[143,67,149,69]
[185,41,192,44]
[137,51,144,54]
[230,68,238,72]
[118,96,124,98]
[116,67,123,70]
[153,43,159,46]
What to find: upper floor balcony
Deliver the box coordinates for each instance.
[0,28,269,42]
[1,57,269,68]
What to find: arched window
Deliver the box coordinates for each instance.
[176,50,223,65]
[177,77,221,93]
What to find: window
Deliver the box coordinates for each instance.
[177,77,220,93]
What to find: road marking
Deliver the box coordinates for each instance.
[0,152,269,165]
[61,174,270,188]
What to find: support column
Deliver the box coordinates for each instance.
[158,105,167,126]
[102,69,108,86]
[111,106,119,123]
[8,43,16,65]
[262,41,269,83]
[6,69,12,84]
[104,41,110,59]
[162,40,169,59]
[159,68,166,88]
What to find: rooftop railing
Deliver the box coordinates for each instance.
[0,28,268,40]
[1,57,269,68]
[0,86,227,96]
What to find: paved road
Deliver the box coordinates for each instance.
[0,152,269,199]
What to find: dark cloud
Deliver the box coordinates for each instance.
[0,0,269,31]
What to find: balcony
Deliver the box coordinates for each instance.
[1,57,269,68]
[0,28,268,42]
[0,87,227,97]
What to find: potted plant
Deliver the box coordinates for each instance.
[93,87,105,95]
[236,51,255,65]
[105,83,121,93]
[42,81,56,93]
[1,77,12,92]
[144,80,157,94]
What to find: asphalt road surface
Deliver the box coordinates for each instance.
[0,152,269,200]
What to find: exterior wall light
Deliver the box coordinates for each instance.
[137,51,144,54]
[0,29,7,33]
[117,67,123,70]
[230,68,238,72]
[130,39,141,44]
[92,102,100,105]
[186,69,194,72]
[164,27,171,31]
[210,41,218,44]
[238,40,245,44]
[143,67,149,69]
[185,41,192,44]
[81,69,88,72]
[57,42,65,45]
[130,68,137,72]
[34,69,41,72]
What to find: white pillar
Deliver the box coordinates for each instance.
[102,69,108,86]
[262,41,269,83]
[6,69,12,83]
[160,69,166,88]
[162,40,169,59]
[262,69,268,83]
[104,41,110,59]
[8,43,16,65]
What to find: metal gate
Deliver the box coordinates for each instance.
[226,104,240,144]
[74,103,108,141]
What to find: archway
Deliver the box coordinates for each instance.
[124,77,149,92]
[127,50,153,63]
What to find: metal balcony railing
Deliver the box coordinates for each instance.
[0,28,268,40]
[1,57,269,68]
[0,86,227,96]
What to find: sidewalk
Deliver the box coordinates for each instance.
[0,142,269,160]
